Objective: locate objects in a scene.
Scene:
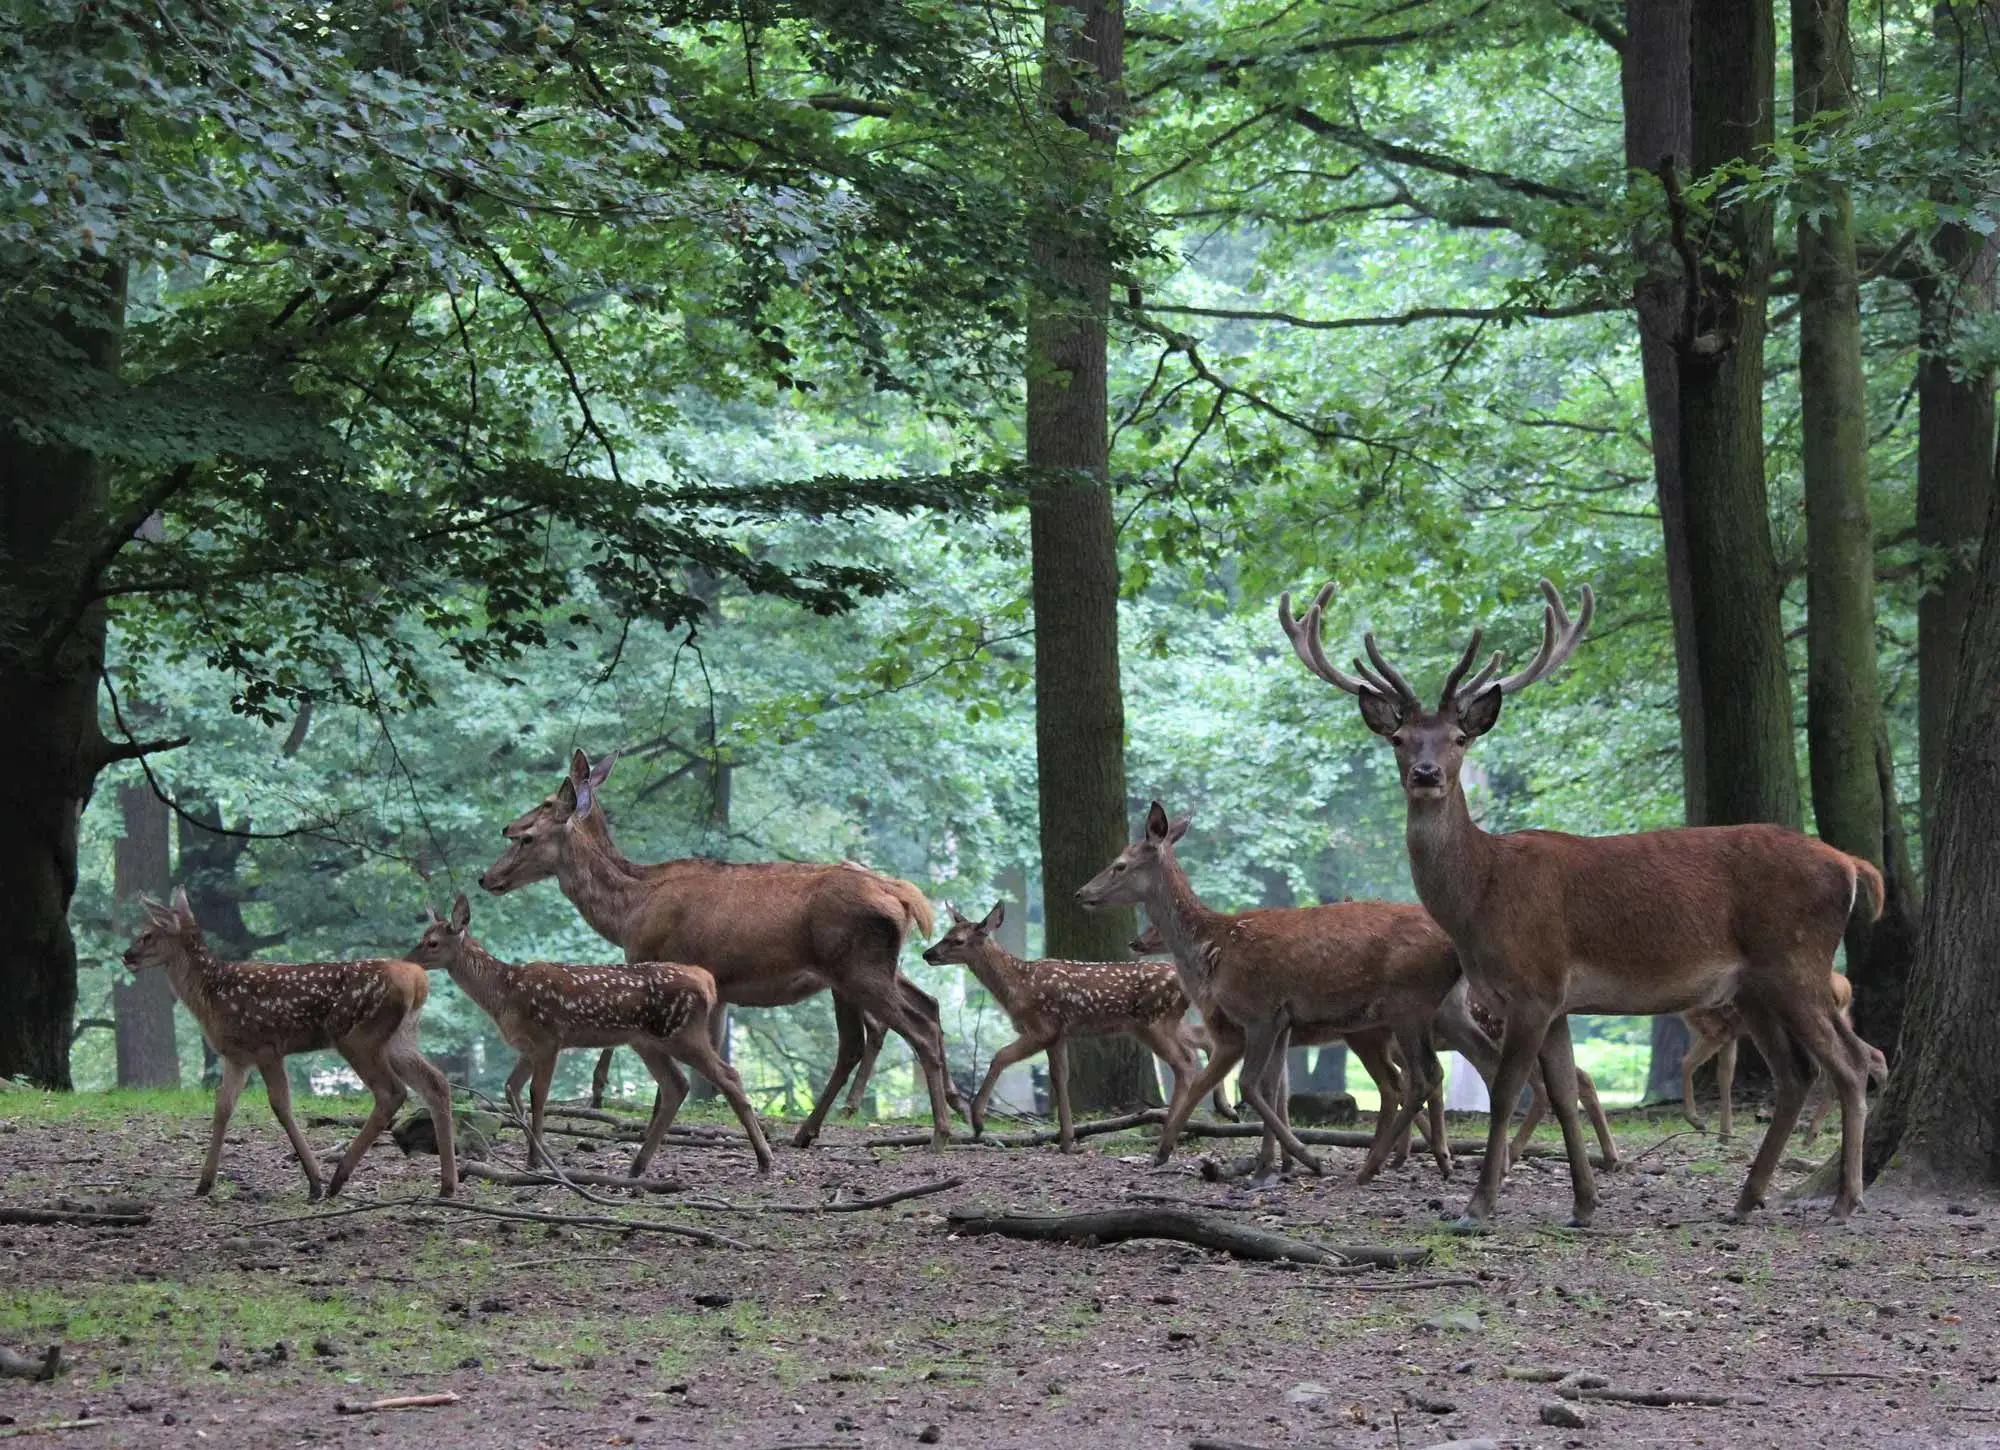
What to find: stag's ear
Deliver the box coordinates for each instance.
[978,901,1005,934]
[1358,691,1403,737]
[1458,686,1503,739]
[449,892,471,932]
[1166,814,1193,846]
[1144,801,1171,840]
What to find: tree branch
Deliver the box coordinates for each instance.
[1132,298,1622,330]
[1289,106,1591,204]
[39,463,198,668]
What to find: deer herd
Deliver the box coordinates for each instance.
[122,580,1891,1230]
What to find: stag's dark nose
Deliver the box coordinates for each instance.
[1409,762,1444,789]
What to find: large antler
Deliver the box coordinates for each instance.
[1452,578,1593,710]
[1276,585,1420,712]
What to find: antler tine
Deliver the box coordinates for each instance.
[1436,627,1485,710]
[1487,579,1594,696]
[1361,632,1421,710]
[1456,649,1504,705]
[1277,584,1384,697]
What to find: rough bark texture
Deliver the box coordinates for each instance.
[1866,491,2000,1186]
[1795,0,1920,1054]
[111,779,179,1086]
[0,262,125,1088]
[1677,0,1801,831]
[1916,224,1998,853]
[1624,0,1706,827]
[1644,1013,1692,1104]
[1026,0,1152,1111]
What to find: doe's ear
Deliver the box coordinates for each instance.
[1144,801,1171,840]
[1166,814,1193,846]
[978,901,1005,934]
[423,904,441,926]
[449,892,471,932]
[1458,685,1504,739]
[587,750,618,786]
[1358,691,1404,738]
[945,901,967,926]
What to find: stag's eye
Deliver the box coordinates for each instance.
[1452,731,1469,746]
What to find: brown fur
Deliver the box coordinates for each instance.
[480,751,957,1148]
[1281,577,1884,1225]
[410,895,772,1175]
[926,903,1206,1150]
[122,887,456,1202]
[1079,805,1463,1182]
[1682,972,1889,1142]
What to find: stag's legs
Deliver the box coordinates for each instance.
[625,1049,690,1178]
[794,993,870,1149]
[1235,1015,1323,1176]
[259,1059,328,1202]
[969,1030,1057,1140]
[197,1059,252,1197]
[1048,1036,1078,1152]
[670,1028,775,1174]
[1153,1022,1244,1166]
[1737,990,1868,1220]
[1533,1015,1597,1227]
[1460,1006,1552,1227]
[841,1013,890,1117]
[382,1022,457,1197]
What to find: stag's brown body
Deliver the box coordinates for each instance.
[121,889,456,1201]
[924,904,1206,1149]
[481,752,956,1147]
[1279,577,1883,1225]
[410,897,772,1175]
[1079,807,1459,1181]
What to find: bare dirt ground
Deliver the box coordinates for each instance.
[2,1091,1997,1450]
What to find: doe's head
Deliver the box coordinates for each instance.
[1077,802,1191,910]
[123,886,203,973]
[1276,578,1592,802]
[480,748,617,894]
[410,892,472,971]
[921,902,1005,966]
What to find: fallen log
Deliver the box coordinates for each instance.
[0,1418,103,1440]
[0,1206,150,1227]
[458,1165,688,1194]
[0,1346,61,1382]
[944,1207,1428,1269]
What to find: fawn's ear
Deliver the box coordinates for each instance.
[142,895,178,929]
[449,892,470,932]
[977,901,1005,935]
[1144,800,1171,841]
[170,885,196,925]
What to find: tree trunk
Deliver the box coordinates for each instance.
[1916,227,1998,855]
[1624,0,1706,828]
[1794,0,1920,1055]
[1644,1013,1691,1105]
[179,801,255,1086]
[1027,0,1152,1111]
[1865,485,2000,1186]
[111,780,179,1086]
[0,260,126,1089]
[1677,0,1801,831]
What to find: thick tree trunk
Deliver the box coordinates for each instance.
[1794,0,1920,1055]
[0,262,125,1088]
[179,802,255,1086]
[1677,0,1801,831]
[111,779,179,1086]
[1027,0,1152,1111]
[1916,225,1998,854]
[1644,1013,1691,1105]
[1624,0,1705,828]
[1865,488,2000,1185]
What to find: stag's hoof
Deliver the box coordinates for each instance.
[306,1182,327,1204]
[193,1181,214,1199]
[1448,1214,1493,1236]
[790,1126,819,1150]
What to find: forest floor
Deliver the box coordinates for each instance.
[2,1089,1997,1450]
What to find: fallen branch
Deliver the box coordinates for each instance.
[1629,1129,1703,1163]
[0,1419,104,1440]
[425,1197,755,1251]
[864,1111,1162,1150]
[1344,1276,1482,1292]
[683,1178,965,1215]
[459,1165,687,1194]
[0,1206,150,1227]
[242,1197,437,1230]
[945,1207,1428,1269]
[335,1392,462,1414]
[1557,1384,1756,1408]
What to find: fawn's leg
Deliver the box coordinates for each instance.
[198,1058,252,1197]
[259,1059,328,1202]
[672,1030,773,1174]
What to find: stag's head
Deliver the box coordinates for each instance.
[410,892,472,972]
[921,902,1005,966]
[480,749,617,894]
[1277,578,1592,802]
[123,886,204,973]
[1077,802,1192,910]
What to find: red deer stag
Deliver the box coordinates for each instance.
[1079,805,1459,1182]
[1682,972,1887,1142]
[922,902,1211,1149]
[122,888,457,1201]
[410,894,773,1175]
[481,751,956,1148]
[1279,578,1882,1225]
